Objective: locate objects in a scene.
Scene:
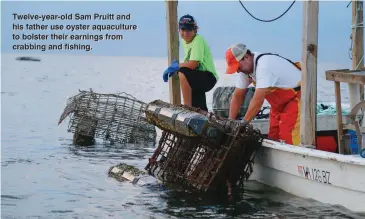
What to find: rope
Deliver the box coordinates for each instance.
[238,0,296,23]
[347,1,352,8]
[351,22,364,28]
[356,55,364,70]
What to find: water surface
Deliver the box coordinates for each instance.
[2,53,364,219]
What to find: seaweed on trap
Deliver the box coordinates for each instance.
[143,100,264,194]
[58,89,157,146]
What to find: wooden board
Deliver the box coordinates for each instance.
[300,0,319,147]
[326,69,365,85]
[165,0,181,105]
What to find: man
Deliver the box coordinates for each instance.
[225,43,302,146]
[162,14,218,112]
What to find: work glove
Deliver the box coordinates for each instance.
[162,60,179,82]
[241,119,249,127]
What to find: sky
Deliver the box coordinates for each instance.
[1,0,362,66]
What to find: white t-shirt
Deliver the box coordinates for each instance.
[235,52,301,89]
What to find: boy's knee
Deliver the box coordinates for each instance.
[178,71,184,77]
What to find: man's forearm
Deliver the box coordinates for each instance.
[243,98,264,122]
[229,92,245,120]
[229,98,242,120]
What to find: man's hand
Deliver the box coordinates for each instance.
[241,118,249,126]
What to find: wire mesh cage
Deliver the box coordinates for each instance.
[144,100,263,193]
[58,89,157,145]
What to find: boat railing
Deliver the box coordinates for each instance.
[325,68,365,156]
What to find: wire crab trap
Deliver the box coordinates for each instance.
[144,100,263,193]
[58,89,157,146]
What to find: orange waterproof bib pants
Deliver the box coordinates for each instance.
[265,88,301,146]
[253,53,302,146]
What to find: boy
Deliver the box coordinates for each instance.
[163,14,218,112]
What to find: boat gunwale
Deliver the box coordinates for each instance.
[262,139,365,166]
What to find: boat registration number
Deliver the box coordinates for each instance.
[297,166,331,184]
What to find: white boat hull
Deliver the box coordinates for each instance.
[249,139,365,213]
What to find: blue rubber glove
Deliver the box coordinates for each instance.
[163,60,179,82]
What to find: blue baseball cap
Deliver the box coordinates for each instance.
[179,14,196,30]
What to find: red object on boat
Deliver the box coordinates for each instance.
[316,136,337,153]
